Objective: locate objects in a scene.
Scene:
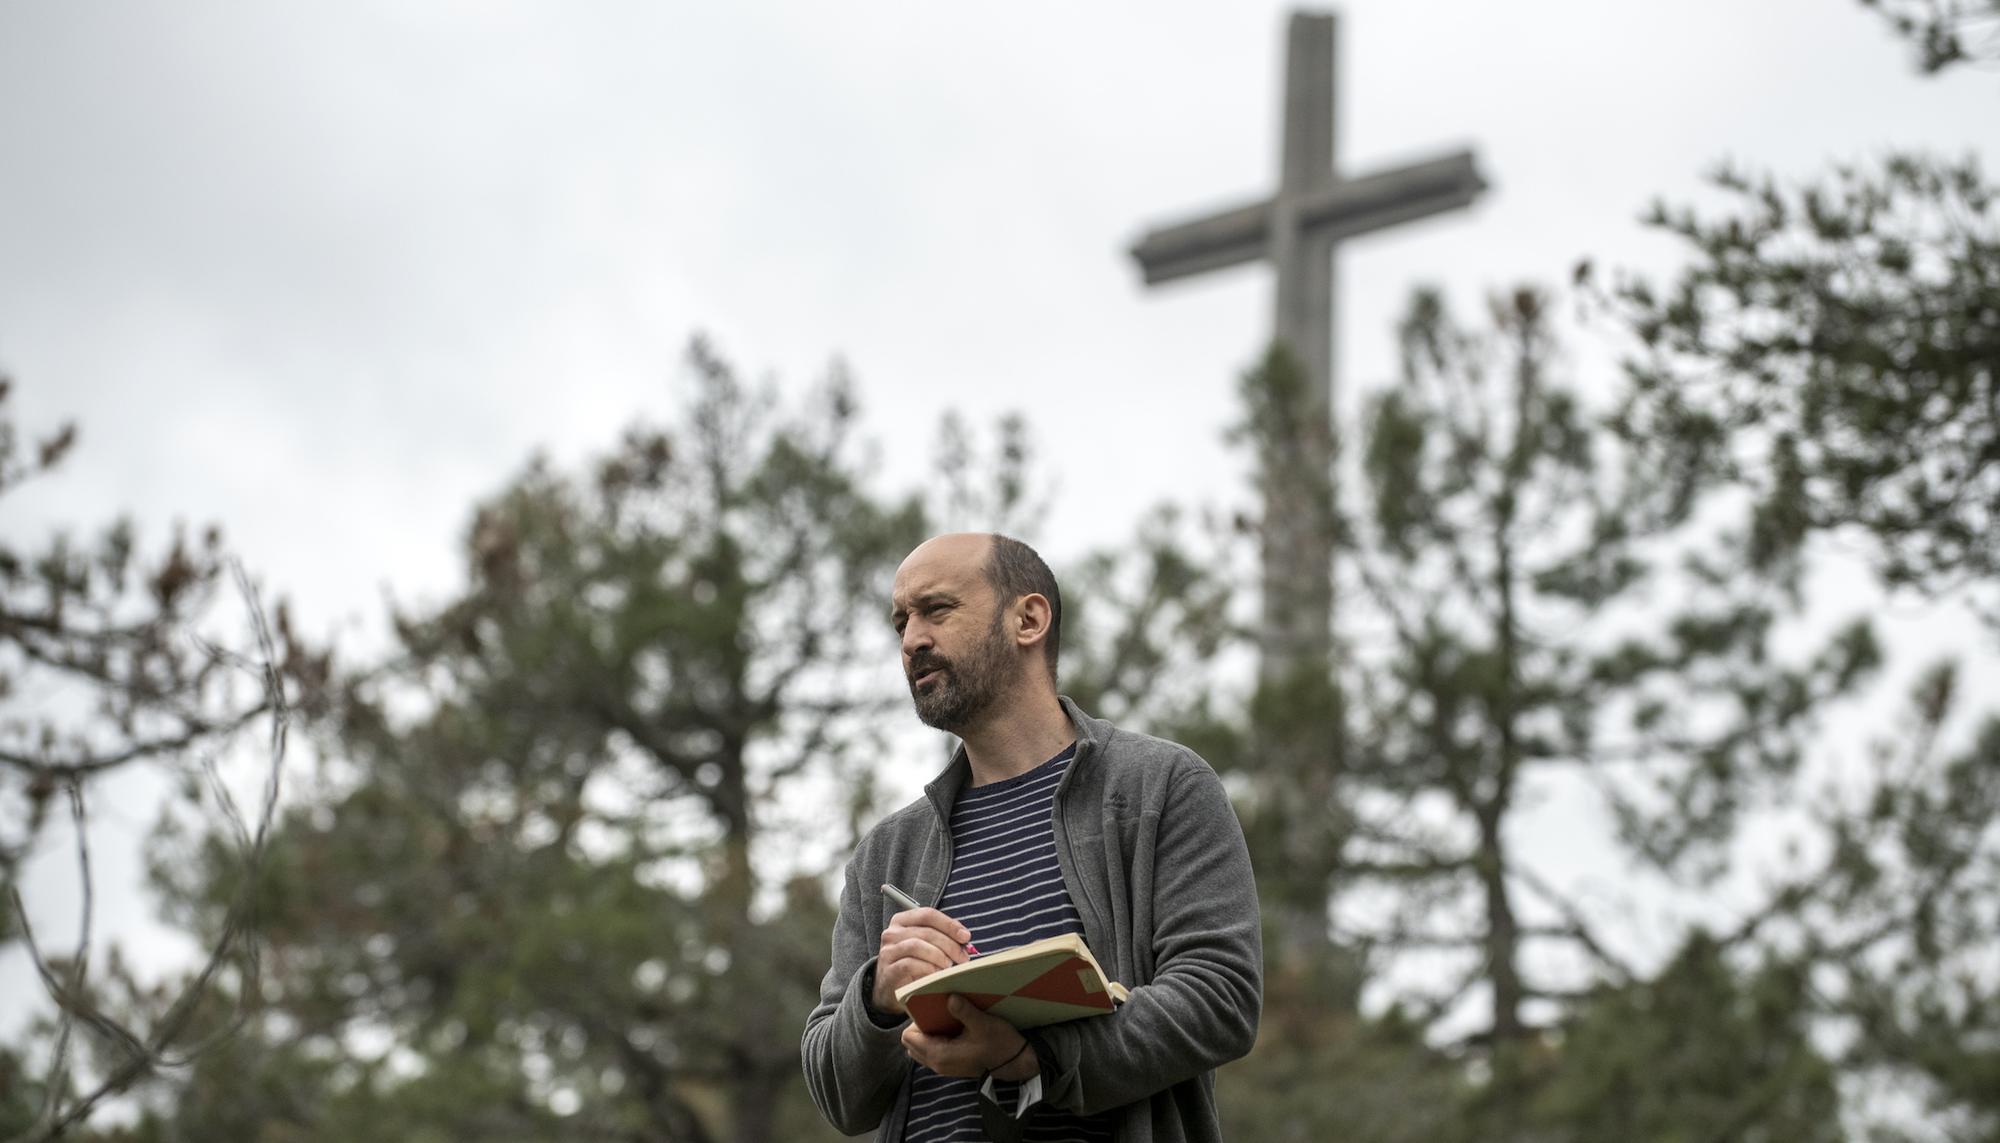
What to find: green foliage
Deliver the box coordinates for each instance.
[83,339,1294,1143]
[1604,147,2000,1133]
[1199,287,1883,1135]
[0,1047,53,1138]
[1529,935,1841,1142]
[1228,345,1350,967]
[1236,342,1338,547]
[930,408,1044,539]
[1191,288,1881,1134]
[1779,666,2000,1136]
[1857,0,2000,72]
[132,340,923,1142]
[1219,958,1469,1143]
[1612,153,2000,621]
[1325,284,1884,1127]
[1061,505,1239,732]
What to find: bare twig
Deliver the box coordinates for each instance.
[8,781,92,1128]
[3,561,289,1143]
[1511,863,1637,983]
[0,707,265,781]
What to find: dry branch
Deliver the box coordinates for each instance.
[4,562,288,1143]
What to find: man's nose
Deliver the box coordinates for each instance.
[901,621,932,659]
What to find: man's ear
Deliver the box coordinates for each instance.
[1013,593,1053,651]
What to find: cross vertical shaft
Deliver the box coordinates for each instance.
[1263,12,1338,700]
[1275,13,1336,399]
[1132,8,1487,709]
[1128,9,1486,961]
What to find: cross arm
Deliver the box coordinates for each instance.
[1129,150,1489,286]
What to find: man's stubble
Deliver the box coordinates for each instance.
[908,604,1014,734]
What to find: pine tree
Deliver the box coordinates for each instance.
[1329,286,1866,1133]
[129,340,924,1142]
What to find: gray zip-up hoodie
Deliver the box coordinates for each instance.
[801,698,1263,1142]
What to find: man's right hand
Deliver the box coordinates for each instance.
[872,907,973,1015]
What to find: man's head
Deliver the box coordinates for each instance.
[890,533,1062,733]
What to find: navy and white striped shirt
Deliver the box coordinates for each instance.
[903,745,1115,1143]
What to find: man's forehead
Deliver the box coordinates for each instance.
[892,534,991,606]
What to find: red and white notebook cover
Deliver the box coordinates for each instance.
[896,933,1129,1035]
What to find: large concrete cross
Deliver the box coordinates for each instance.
[1130,10,1486,697]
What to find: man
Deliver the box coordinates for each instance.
[802,533,1262,1142]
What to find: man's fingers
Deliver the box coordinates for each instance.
[889,907,973,947]
[874,906,973,1016]
[947,994,1004,1032]
[900,1002,1023,1079]
[901,1025,958,1071]
[883,920,969,966]
[880,935,954,978]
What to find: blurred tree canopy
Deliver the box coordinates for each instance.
[1345,285,1869,1135]
[1858,0,2000,71]
[1609,153,2000,624]
[1600,93,2000,1135]
[1206,282,1883,1140]
[108,341,927,1143]
[10,282,1996,1141]
[1526,932,1840,1142]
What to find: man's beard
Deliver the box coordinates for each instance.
[907,608,1013,733]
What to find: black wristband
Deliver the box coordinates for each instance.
[981,1039,1031,1083]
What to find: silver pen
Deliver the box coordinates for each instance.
[881,882,980,956]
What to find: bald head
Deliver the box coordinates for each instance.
[896,532,994,585]
[892,532,1062,684]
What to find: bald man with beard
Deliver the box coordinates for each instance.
[802,533,1262,1143]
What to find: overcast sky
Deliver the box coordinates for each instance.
[3,0,1994,1045]
[5,0,1990,638]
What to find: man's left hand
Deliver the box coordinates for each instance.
[900,996,1040,1081]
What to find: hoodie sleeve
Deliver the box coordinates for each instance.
[800,855,912,1135]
